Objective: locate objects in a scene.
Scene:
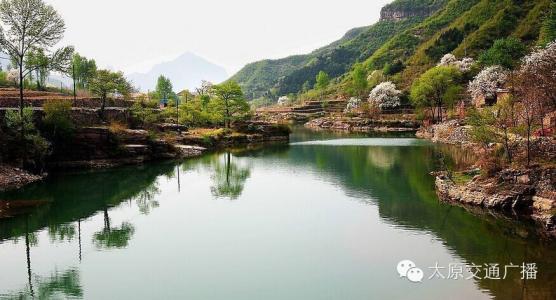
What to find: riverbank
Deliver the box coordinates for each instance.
[418,120,556,236]
[436,167,556,237]
[0,165,45,192]
[0,121,290,191]
[304,116,420,132]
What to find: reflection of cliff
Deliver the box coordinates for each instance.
[0,162,174,242]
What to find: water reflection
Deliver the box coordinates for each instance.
[0,130,555,299]
[210,152,251,200]
[92,208,135,249]
[5,268,82,300]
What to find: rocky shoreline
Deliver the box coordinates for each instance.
[0,165,46,192]
[419,120,556,236]
[0,122,290,192]
[305,116,420,133]
[435,168,556,237]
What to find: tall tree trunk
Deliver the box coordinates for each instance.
[19,63,24,118]
[503,126,512,164]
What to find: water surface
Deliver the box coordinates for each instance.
[1,128,555,299]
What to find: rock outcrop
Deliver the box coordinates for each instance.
[305,116,420,132]
[0,165,45,192]
[436,167,556,236]
[380,2,444,22]
[416,120,472,145]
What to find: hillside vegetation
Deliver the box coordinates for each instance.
[233,0,555,103]
[231,0,448,101]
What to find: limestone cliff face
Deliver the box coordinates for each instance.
[380,4,442,21]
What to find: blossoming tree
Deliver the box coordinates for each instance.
[368,82,402,110]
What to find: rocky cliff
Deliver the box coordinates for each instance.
[380,1,444,21]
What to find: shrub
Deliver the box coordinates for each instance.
[1,108,50,170]
[43,100,75,141]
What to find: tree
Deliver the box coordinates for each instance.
[369,81,402,110]
[155,75,173,100]
[438,54,474,72]
[350,63,368,98]
[24,48,48,90]
[518,41,556,109]
[468,66,508,103]
[538,2,556,47]
[315,71,329,101]
[25,46,73,90]
[212,81,250,128]
[513,41,556,163]
[382,60,404,76]
[478,37,527,69]
[0,0,66,117]
[467,97,517,164]
[410,66,462,122]
[89,70,132,118]
[72,53,97,88]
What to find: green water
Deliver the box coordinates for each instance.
[1,128,555,299]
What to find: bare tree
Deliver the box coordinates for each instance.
[0,0,66,116]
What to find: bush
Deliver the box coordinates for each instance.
[43,100,75,141]
[1,108,50,170]
[131,102,161,128]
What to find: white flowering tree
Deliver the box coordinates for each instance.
[438,54,475,72]
[277,96,290,106]
[468,66,508,100]
[344,97,362,113]
[439,54,458,66]
[519,41,556,107]
[369,82,402,110]
[7,69,19,84]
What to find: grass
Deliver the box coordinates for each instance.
[451,171,475,185]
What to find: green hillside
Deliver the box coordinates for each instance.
[231,0,449,100]
[233,0,556,103]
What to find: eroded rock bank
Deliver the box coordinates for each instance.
[420,120,556,236]
[1,122,290,190]
[305,116,420,132]
[0,165,45,192]
[436,167,556,237]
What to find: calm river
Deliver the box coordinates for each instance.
[1,128,555,299]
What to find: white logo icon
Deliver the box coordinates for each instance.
[397,260,424,283]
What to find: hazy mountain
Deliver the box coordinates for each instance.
[127,52,228,92]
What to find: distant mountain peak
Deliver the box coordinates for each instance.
[127,52,228,92]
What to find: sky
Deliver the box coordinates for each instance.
[46,0,392,76]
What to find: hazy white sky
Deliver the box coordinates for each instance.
[46,0,392,75]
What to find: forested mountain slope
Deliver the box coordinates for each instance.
[231,0,448,100]
[233,0,555,102]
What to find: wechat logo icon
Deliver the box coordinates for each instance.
[397,260,424,283]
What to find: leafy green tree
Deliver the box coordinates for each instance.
[382,60,404,76]
[478,37,527,69]
[155,75,173,100]
[24,48,49,90]
[538,2,556,47]
[89,70,132,118]
[25,46,74,91]
[315,71,330,90]
[350,63,368,98]
[0,0,67,117]
[212,81,250,128]
[410,66,462,122]
[72,53,97,89]
[315,71,329,100]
